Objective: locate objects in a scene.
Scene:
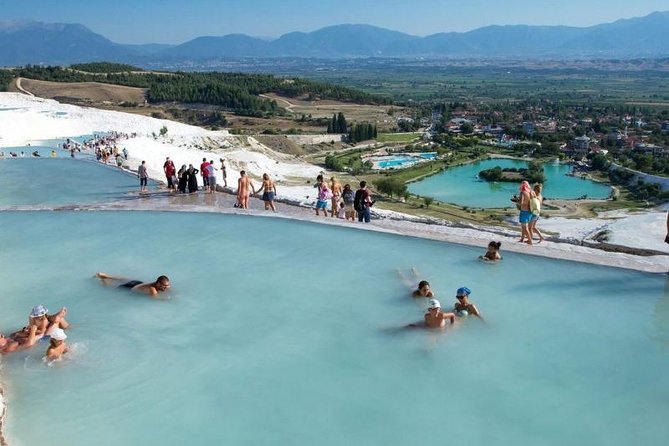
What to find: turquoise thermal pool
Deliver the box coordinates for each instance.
[408,158,612,208]
[0,154,667,446]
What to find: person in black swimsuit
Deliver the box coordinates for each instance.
[95,273,171,297]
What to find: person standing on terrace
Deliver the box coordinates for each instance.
[237,170,256,209]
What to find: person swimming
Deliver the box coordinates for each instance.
[95,272,171,297]
[480,241,502,261]
[412,280,434,298]
[453,287,484,321]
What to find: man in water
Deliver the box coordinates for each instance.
[95,273,171,297]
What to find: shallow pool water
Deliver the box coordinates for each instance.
[0,147,156,206]
[0,152,667,446]
[408,158,612,208]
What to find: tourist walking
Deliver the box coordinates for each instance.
[342,184,356,221]
[354,181,373,223]
[200,158,210,191]
[529,183,545,243]
[163,157,176,193]
[256,173,277,212]
[206,160,217,193]
[186,164,199,193]
[329,176,342,218]
[237,170,256,209]
[517,180,533,244]
[315,174,331,217]
[219,158,228,188]
[138,160,149,193]
[177,164,188,193]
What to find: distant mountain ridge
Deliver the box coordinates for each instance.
[1,12,668,66]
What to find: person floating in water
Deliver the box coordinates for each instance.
[1,307,69,354]
[95,272,171,297]
[398,268,434,298]
[480,241,502,261]
[453,287,484,321]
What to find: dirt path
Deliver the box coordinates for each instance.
[14,78,34,96]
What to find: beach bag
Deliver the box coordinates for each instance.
[343,190,355,205]
[529,193,541,215]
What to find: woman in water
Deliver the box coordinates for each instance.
[398,268,434,298]
[480,241,502,261]
[453,287,484,321]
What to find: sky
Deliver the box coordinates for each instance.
[2,0,668,44]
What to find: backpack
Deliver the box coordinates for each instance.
[354,189,365,212]
[343,190,355,205]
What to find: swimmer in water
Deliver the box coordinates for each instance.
[9,306,69,342]
[398,268,434,298]
[95,272,171,297]
[45,328,68,361]
[412,280,434,298]
[480,241,502,261]
[424,299,456,328]
[453,287,484,321]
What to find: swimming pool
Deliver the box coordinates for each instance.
[408,158,612,208]
[374,153,437,169]
[0,151,667,446]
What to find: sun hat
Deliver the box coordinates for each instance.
[456,287,471,297]
[50,328,67,341]
[30,305,48,318]
[428,299,441,310]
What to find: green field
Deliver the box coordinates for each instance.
[376,132,422,143]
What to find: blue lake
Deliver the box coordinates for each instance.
[408,158,612,208]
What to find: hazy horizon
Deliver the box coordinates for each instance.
[2,0,668,45]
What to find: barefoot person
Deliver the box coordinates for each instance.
[529,183,545,243]
[413,280,434,298]
[95,273,171,297]
[315,175,331,217]
[329,176,342,218]
[255,173,277,212]
[517,180,533,245]
[2,308,68,354]
[237,170,256,209]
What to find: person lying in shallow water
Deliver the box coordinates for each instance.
[1,308,68,354]
[413,280,434,298]
[95,272,171,297]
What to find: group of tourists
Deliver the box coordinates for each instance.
[314,175,374,223]
[400,269,484,329]
[0,306,70,361]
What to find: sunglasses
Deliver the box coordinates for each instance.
[456,295,466,299]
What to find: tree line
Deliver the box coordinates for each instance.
[0,64,391,116]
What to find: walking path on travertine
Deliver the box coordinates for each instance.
[4,186,666,274]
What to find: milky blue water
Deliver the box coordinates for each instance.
[0,154,668,446]
[0,148,156,206]
[408,158,612,208]
[375,153,437,169]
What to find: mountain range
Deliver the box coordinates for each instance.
[1,11,668,66]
